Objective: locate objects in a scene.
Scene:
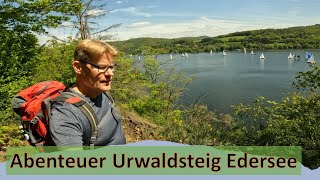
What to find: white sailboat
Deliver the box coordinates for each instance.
[210,50,213,54]
[222,50,226,56]
[170,54,173,60]
[307,54,316,64]
[250,50,255,55]
[244,48,247,54]
[185,52,189,58]
[181,53,185,57]
[288,53,293,59]
[260,52,265,59]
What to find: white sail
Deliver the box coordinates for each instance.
[307,55,316,64]
[288,53,293,59]
[244,48,247,54]
[181,53,185,57]
[185,52,189,58]
[260,53,265,59]
[222,50,226,56]
[170,54,173,60]
[210,50,213,54]
[250,50,254,55]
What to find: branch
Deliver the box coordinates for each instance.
[91,23,121,35]
[46,34,68,43]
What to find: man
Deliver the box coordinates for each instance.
[49,39,126,146]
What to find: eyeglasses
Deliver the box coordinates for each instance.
[79,59,116,73]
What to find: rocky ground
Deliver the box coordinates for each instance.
[120,110,159,143]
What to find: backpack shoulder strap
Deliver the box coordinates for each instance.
[51,92,98,147]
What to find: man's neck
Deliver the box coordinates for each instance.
[71,82,100,99]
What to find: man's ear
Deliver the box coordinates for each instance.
[72,60,82,74]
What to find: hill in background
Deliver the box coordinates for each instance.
[109,24,320,55]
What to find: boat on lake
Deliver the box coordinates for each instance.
[222,50,226,56]
[307,54,316,64]
[305,52,312,60]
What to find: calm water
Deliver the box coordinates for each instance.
[155,50,319,114]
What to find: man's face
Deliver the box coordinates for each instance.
[81,53,115,93]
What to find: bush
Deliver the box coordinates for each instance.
[0,124,27,149]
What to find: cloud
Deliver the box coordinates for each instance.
[110,7,151,17]
[129,22,151,27]
[200,16,210,21]
[61,21,74,27]
[85,9,107,17]
[115,16,300,41]
[286,6,302,17]
[116,1,123,4]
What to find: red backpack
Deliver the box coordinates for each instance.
[11,81,99,146]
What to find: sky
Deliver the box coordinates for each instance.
[45,0,320,42]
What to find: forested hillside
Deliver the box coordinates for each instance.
[110,24,320,54]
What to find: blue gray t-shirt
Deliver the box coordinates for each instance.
[49,89,126,146]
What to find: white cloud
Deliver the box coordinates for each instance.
[61,21,74,28]
[129,22,151,27]
[110,7,151,17]
[116,1,123,4]
[286,6,302,17]
[85,9,107,17]
[200,16,210,21]
[115,16,300,41]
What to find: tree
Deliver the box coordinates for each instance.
[0,0,81,34]
[33,40,76,85]
[0,0,82,80]
[52,0,121,41]
[293,64,320,92]
[0,0,81,124]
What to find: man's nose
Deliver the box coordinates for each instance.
[105,68,114,76]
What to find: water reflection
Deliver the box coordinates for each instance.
[288,58,293,70]
[260,58,264,71]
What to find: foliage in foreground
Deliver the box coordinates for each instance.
[112,54,192,125]
[160,104,232,146]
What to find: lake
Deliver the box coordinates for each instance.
[155,50,320,114]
